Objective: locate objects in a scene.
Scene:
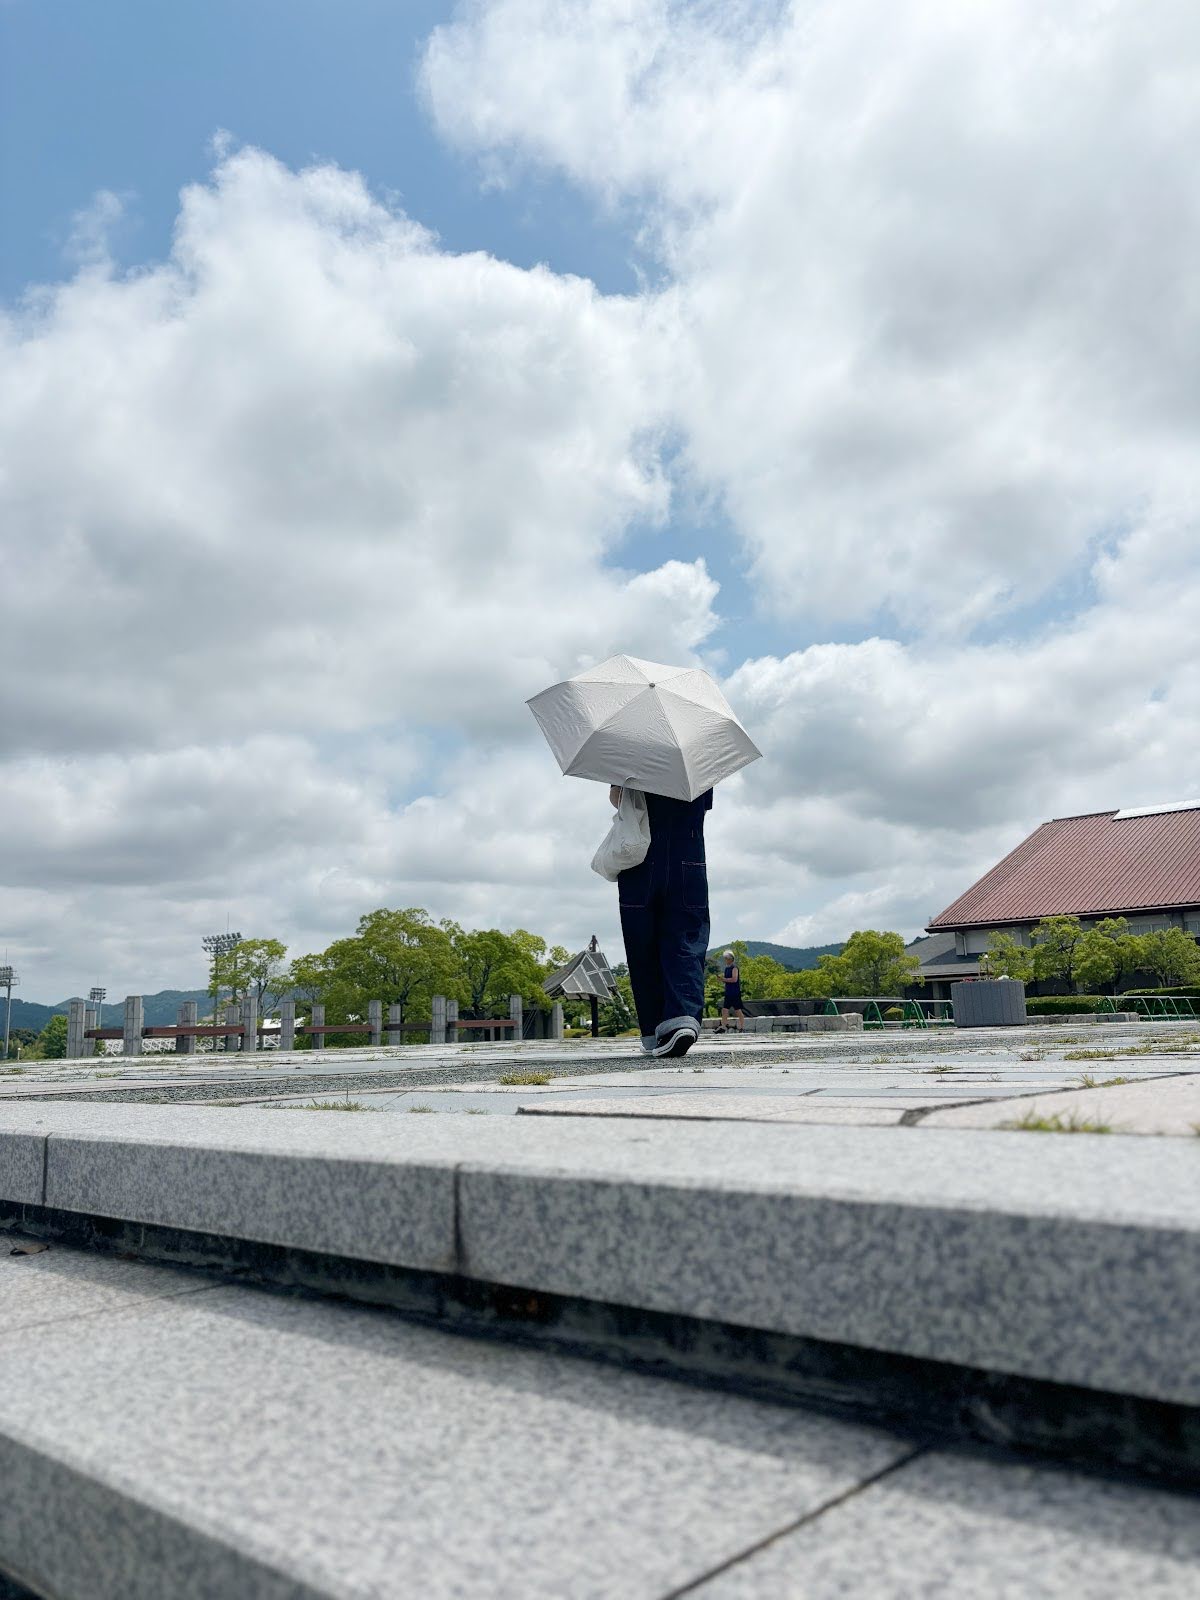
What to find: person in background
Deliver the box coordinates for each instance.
[720,948,745,1033]
[610,784,712,1057]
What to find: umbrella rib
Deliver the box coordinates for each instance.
[585,683,654,740]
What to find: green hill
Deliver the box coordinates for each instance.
[7,989,214,1033]
[707,940,843,971]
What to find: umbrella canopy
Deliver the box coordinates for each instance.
[527,654,761,802]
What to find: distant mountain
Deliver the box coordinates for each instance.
[708,940,844,971]
[4,999,58,1033]
[6,988,215,1033]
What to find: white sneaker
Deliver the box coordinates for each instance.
[640,1036,657,1056]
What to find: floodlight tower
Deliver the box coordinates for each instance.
[202,932,242,1048]
[88,987,106,1055]
[0,966,17,1062]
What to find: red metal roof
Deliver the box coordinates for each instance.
[928,807,1200,929]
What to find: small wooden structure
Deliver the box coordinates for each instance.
[543,937,618,1037]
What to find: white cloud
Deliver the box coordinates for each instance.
[424,0,1200,628]
[0,143,722,994]
[8,4,1200,999]
[0,144,708,760]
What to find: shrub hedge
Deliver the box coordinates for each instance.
[1123,986,1200,997]
[1025,995,1109,1015]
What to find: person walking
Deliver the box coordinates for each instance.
[610,784,712,1058]
[720,949,745,1033]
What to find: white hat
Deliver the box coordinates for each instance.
[723,949,734,959]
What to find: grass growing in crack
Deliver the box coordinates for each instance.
[1003,1110,1114,1134]
[498,1071,553,1087]
[927,1064,957,1075]
[294,1099,377,1112]
[407,1104,436,1113]
[1076,1074,1131,1089]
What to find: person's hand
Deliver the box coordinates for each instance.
[609,785,622,808]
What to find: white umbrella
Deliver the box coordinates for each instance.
[527,654,761,802]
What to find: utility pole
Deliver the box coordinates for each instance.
[0,966,17,1062]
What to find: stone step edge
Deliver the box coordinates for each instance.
[3,1112,1200,1414]
[3,1197,1197,1498]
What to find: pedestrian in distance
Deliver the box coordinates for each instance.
[610,783,712,1058]
[720,948,745,1033]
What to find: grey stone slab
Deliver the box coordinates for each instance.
[925,1074,1200,1136]
[5,1103,1200,1404]
[0,1243,208,1334]
[694,1447,1200,1598]
[0,1126,44,1204]
[456,1122,1200,1406]
[0,1256,905,1600]
[0,1102,461,1272]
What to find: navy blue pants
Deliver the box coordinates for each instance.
[618,828,710,1036]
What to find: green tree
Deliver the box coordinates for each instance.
[451,926,548,1017]
[232,937,291,1014]
[288,951,330,1003]
[37,1014,69,1059]
[982,932,1033,983]
[725,942,797,1000]
[816,930,921,996]
[1030,916,1085,988]
[598,970,637,1035]
[319,908,458,1032]
[1139,928,1200,987]
[1073,930,1119,993]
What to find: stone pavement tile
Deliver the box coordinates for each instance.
[693,1447,1200,1598]
[925,1074,1200,1136]
[521,1094,907,1125]
[0,1263,907,1600]
[0,1242,207,1334]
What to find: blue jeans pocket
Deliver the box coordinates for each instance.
[682,860,708,912]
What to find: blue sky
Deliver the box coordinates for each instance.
[1,0,639,297]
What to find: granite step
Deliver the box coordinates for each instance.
[0,1101,1197,1486]
[2,1245,1197,1599]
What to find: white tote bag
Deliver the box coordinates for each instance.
[591,787,651,882]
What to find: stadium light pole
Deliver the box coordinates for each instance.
[202,932,241,1051]
[0,966,17,1062]
[89,987,106,1053]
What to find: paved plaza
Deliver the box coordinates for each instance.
[6,1017,1199,1136]
[1,1017,1198,1596]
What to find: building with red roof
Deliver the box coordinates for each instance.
[909,800,1200,998]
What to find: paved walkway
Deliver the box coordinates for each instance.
[3,1241,1197,1599]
